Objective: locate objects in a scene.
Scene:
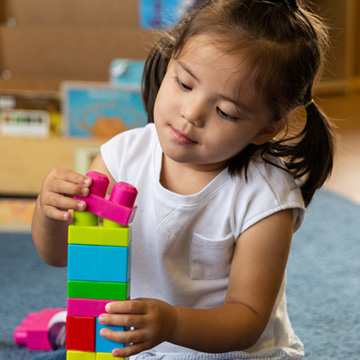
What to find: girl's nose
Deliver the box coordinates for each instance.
[181,96,206,127]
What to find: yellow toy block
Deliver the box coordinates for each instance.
[68,225,132,247]
[96,352,127,360]
[67,350,96,360]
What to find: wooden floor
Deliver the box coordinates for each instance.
[318,90,360,204]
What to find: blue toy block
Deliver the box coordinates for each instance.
[68,244,131,283]
[95,318,126,353]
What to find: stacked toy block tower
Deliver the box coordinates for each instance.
[66,171,138,360]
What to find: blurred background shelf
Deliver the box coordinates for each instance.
[0,136,104,196]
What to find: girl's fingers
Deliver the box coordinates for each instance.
[112,342,150,358]
[99,313,145,329]
[100,328,142,343]
[100,329,150,357]
[45,192,86,211]
[42,193,87,220]
[106,300,147,315]
[49,168,92,187]
[43,206,71,221]
[48,177,90,198]
[43,168,92,198]
[39,169,92,221]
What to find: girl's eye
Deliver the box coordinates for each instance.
[217,107,238,122]
[175,76,192,91]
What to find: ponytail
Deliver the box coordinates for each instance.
[267,95,335,207]
[298,100,335,206]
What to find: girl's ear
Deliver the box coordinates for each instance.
[252,120,286,145]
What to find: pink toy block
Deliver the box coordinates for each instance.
[67,298,116,317]
[74,171,138,226]
[14,308,66,350]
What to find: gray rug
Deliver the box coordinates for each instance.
[0,190,359,359]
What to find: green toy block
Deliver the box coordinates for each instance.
[68,225,132,247]
[73,211,98,227]
[67,280,130,300]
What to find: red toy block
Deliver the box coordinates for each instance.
[14,308,66,351]
[74,171,138,226]
[67,298,116,317]
[66,316,96,352]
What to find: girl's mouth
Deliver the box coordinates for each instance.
[169,126,198,145]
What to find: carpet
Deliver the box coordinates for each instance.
[0,190,359,359]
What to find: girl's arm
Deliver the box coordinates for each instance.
[31,154,113,267]
[99,209,294,356]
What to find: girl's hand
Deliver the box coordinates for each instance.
[98,298,180,358]
[39,168,92,221]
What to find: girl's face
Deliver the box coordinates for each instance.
[153,34,278,173]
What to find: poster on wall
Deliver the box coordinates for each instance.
[138,0,206,29]
[62,82,147,139]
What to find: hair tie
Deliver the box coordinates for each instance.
[304,99,315,109]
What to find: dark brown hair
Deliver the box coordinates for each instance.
[142,0,335,207]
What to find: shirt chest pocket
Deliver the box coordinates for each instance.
[190,233,235,280]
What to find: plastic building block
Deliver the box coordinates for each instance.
[96,352,126,360]
[67,298,116,318]
[68,280,130,301]
[95,318,126,352]
[102,218,127,228]
[68,225,132,247]
[66,316,96,352]
[67,350,96,360]
[74,171,138,226]
[68,244,130,283]
[14,308,66,350]
[67,173,138,359]
[73,211,98,227]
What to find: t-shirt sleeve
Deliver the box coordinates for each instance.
[100,124,156,183]
[237,157,305,234]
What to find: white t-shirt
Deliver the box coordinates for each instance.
[101,123,305,358]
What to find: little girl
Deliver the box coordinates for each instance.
[32,0,335,359]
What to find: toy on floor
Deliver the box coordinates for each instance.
[66,171,138,360]
[14,308,67,351]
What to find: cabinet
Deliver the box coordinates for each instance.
[315,0,359,93]
[0,136,104,195]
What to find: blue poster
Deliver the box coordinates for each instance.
[62,83,147,138]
